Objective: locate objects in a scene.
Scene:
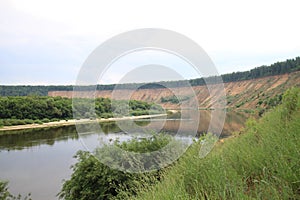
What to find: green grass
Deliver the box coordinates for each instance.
[133,88,300,200]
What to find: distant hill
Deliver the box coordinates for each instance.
[49,71,300,111]
[0,85,73,96]
[1,56,300,96]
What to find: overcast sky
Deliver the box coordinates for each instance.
[1,0,300,85]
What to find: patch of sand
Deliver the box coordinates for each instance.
[0,114,167,132]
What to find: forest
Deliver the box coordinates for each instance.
[0,57,299,96]
[0,96,163,127]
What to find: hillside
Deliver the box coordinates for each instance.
[1,56,300,96]
[57,88,300,200]
[48,71,300,110]
[130,88,300,200]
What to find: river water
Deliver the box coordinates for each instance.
[0,111,249,199]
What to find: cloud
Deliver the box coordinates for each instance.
[1,0,300,84]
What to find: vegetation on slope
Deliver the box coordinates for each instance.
[221,71,300,111]
[1,57,299,96]
[133,87,300,200]
[57,87,299,200]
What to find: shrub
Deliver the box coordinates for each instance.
[0,181,10,200]
[17,120,26,125]
[41,118,50,123]
[59,134,174,200]
[3,120,11,126]
[34,120,43,125]
[0,180,31,200]
[24,119,34,124]
[258,108,265,117]
[10,119,20,126]
[281,87,299,120]
[161,96,179,104]
[130,110,148,116]
[257,100,263,105]
[235,101,244,108]
[101,113,113,119]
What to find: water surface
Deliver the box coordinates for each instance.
[0,111,249,199]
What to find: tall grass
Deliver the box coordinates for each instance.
[134,87,300,200]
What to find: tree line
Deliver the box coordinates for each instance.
[0,96,163,126]
[1,57,299,96]
[0,85,73,96]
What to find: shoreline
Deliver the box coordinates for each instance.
[0,114,167,132]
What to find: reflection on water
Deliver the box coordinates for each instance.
[0,126,78,151]
[0,111,249,151]
[0,111,250,199]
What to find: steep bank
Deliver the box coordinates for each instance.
[131,89,300,200]
[57,88,300,200]
[48,71,300,110]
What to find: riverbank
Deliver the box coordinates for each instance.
[0,114,167,132]
[132,88,300,200]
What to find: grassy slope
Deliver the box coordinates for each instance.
[134,90,300,199]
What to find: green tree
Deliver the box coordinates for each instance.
[59,134,172,200]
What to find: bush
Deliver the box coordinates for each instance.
[0,181,10,200]
[59,134,174,200]
[235,101,244,108]
[0,180,31,200]
[101,113,113,119]
[41,118,50,123]
[17,120,26,125]
[257,100,263,105]
[130,110,149,116]
[24,119,34,124]
[34,120,43,125]
[10,119,21,126]
[161,96,179,104]
[281,87,299,120]
[258,108,265,117]
[3,120,11,126]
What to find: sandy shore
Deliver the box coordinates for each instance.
[0,114,167,132]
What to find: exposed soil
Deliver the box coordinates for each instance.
[48,71,300,110]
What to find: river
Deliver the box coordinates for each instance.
[0,111,249,199]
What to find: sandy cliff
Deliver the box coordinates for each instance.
[48,71,300,110]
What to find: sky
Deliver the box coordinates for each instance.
[1,0,300,85]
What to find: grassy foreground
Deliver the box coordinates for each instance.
[133,88,300,200]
